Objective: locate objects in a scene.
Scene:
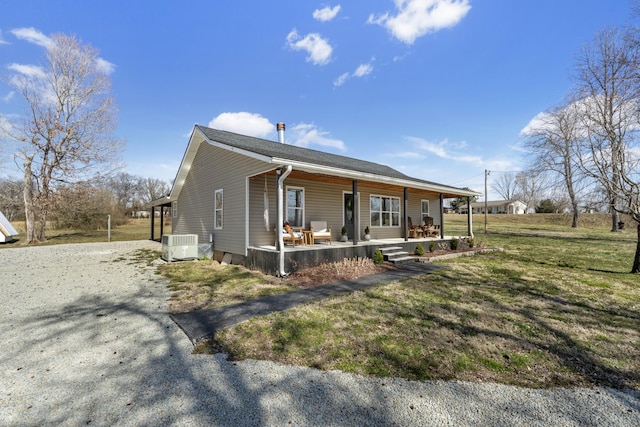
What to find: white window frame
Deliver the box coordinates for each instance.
[370,195,400,228]
[214,189,223,229]
[421,199,430,222]
[172,201,178,218]
[285,186,305,227]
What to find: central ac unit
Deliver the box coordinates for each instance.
[162,234,198,262]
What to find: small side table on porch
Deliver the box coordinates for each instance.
[303,230,314,245]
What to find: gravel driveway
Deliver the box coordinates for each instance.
[1,241,638,426]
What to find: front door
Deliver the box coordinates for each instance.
[343,193,354,239]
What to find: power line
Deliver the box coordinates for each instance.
[450,172,485,185]
[451,170,523,186]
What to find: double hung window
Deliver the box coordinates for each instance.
[286,187,304,227]
[370,195,400,227]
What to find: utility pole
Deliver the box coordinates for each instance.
[484,169,490,234]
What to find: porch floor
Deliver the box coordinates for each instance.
[246,236,466,274]
[250,236,460,253]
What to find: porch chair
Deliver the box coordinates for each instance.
[310,220,332,245]
[407,217,424,238]
[282,223,304,246]
[423,216,439,237]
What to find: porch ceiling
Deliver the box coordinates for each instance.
[279,170,457,198]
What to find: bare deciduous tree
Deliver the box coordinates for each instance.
[0,177,24,221]
[1,34,123,242]
[572,27,640,272]
[573,28,640,232]
[108,172,143,216]
[139,177,171,206]
[521,102,585,227]
[107,173,170,217]
[515,170,546,214]
[491,172,520,201]
[51,183,124,230]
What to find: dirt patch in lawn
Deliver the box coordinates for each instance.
[283,258,397,288]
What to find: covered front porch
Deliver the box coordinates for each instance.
[246,235,460,275]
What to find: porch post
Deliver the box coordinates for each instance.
[160,206,164,238]
[467,196,474,238]
[150,206,155,240]
[352,180,359,245]
[404,187,409,242]
[439,193,444,239]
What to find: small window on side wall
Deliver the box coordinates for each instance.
[172,201,178,218]
[214,189,223,229]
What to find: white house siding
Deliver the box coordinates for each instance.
[174,142,269,255]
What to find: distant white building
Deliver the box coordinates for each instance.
[459,200,527,215]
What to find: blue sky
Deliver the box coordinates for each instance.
[0,1,633,199]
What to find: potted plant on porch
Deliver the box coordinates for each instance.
[340,226,348,242]
[363,226,371,241]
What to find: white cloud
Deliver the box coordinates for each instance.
[7,63,47,80]
[10,27,54,49]
[368,0,471,45]
[208,112,275,138]
[388,151,426,159]
[9,28,116,76]
[0,30,9,45]
[353,63,373,77]
[393,52,411,62]
[520,111,550,137]
[289,123,346,151]
[0,114,17,138]
[2,91,14,102]
[95,58,116,75]
[286,29,333,66]
[313,5,341,22]
[334,60,374,87]
[408,136,481,163]
[333,72,350,87]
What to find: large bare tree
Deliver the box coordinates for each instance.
[573,28,640,233]
[572,27,640,272]
[521,102,585,227]
[1,34,122,242]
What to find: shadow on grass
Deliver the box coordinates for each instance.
[409,272,640,390]
[218,265,640,393]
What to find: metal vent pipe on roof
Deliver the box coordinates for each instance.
[277,122,285,143]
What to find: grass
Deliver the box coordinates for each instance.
[160,261,299,313]
[186,213,639,391]
[0,218,157,246]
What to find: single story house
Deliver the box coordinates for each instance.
[0,210,19,243]
[459,200,527,215]
[148,124,479,275]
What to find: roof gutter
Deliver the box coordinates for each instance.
[271,158,481,197]
[276,165,292,277]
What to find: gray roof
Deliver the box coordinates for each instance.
[150,124,481,208]
[195,125,466,191]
